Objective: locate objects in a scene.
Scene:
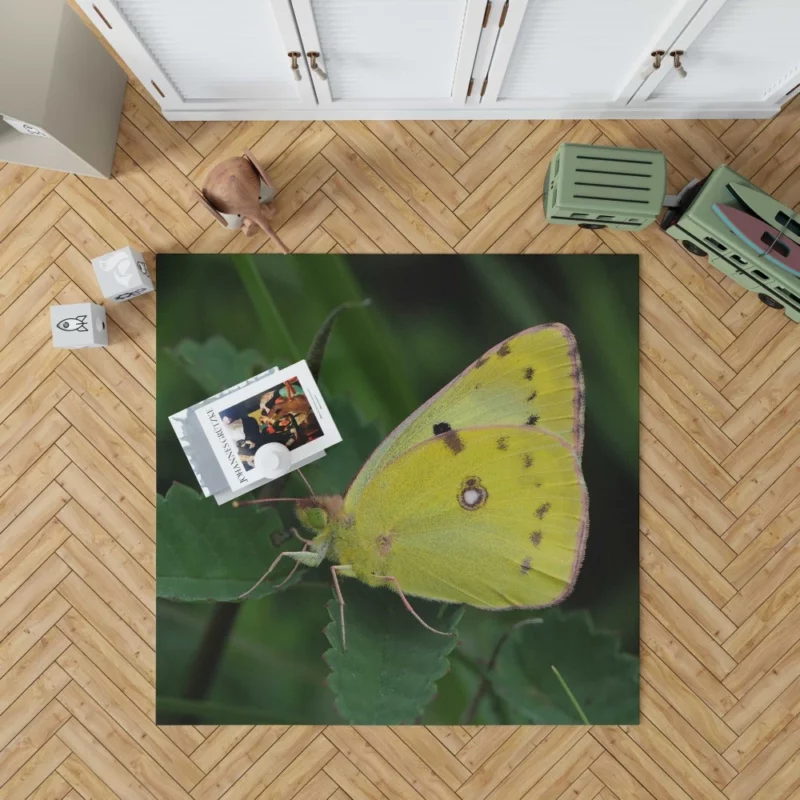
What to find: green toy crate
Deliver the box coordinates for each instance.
[544,143,666,231]
[660,165,800,323]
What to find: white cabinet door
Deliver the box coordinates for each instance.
[75,0,316,112]
[633,0,800,107]
[480,0,707,108]
[290,0,486,109]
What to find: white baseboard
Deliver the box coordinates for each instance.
[163,103,779,122]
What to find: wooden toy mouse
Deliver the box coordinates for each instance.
[196,149,289,254]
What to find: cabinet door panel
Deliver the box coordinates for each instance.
[291,0,485,107]
[483,0,705,106]
[645,0,800,103]
[75,0,314,110]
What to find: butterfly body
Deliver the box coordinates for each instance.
[290,323,590,617]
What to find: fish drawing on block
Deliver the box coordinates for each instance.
[56,315,89,332]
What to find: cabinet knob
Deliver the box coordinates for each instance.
[307,52,328,81]
[288,52,302,81]
[670,50,687,79]
[641,50,665,81]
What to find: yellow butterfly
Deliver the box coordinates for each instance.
[239,324,589,647]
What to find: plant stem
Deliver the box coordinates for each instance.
[231,254,300,363]
[551,665,590,724]
[462,618,541,725]
[177,602,240,724]
[181,470,295,719]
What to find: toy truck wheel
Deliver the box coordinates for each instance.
[682,240,708,257]
[758,293,784,310]
[578,223,606,230]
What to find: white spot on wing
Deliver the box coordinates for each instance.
[463,488,481,506]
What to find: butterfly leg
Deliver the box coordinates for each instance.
[330,565,355,650]
[274,542,309,589]
[290,527,313,546]
[374,575,456,639]
[239,547,324,599]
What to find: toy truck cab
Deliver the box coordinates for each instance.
[660,165,800,322]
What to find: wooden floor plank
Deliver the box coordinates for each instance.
[0,671,69,755]
[322,137,452,253]
[638,680,737,790]
[0,229,68,317]
[111,148,202,249]
[0,193,68,278]
[364,121,469,210]
[56,681,192,800]
[330,121,468,246]
[400,121,469,175]
[723,677,800,773]
[55,532,154,645]
[55,571,154,685]
[0,162,36,206]
[264,121,336,190]
[122,85,201,176]
[56,718,158,800]
[187,121,238,157]
[321,174,414,253]
[454,119,576,229]
[116,115,200,212]
[1,62,799,800]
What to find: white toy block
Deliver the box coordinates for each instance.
[91,246,154,302]
[51,303,108,349]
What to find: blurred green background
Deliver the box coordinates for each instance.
[156,253,639,725]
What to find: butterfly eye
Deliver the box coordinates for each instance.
[458,477,487,510]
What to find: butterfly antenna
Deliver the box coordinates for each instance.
[232,497,306,507]
[297,468,317,499]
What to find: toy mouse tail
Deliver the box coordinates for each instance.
[253,213,290,254]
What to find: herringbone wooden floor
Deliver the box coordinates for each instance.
[2,61,800,798]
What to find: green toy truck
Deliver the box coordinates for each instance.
[544,143,800,322]
[660,165,800,323]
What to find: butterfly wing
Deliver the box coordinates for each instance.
[346,324,584,507]
[337,425,588,609]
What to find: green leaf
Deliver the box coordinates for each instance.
[324,580,464,724]
[156,483,302,601]
[169,335,266,395]
[306,297,372,380]
[490,609,639,725]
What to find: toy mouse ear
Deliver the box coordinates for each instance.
[244,149,274,192]
[196,190,229,227]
